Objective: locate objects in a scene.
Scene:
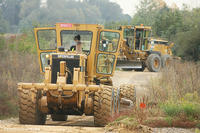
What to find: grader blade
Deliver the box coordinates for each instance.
[116,60,143,69]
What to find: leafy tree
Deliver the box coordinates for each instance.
[0,10,9,33]
[1,0,21,26]
[19,0,40,19]
[131,0,200,61]
[174,9,200,61]
[131,0,157,26]
[153,8,183,40]
[88,0,130,22]
[19,0,130,29]
[175,26,200,61]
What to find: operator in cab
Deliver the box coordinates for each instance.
[70,34,82,53]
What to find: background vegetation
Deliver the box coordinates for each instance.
[107,0,200,61]
[0,34,42,118]
[0,0,200,60]
[148,61,200,127]
[108,62,200,130]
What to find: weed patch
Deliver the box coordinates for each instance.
[0,33,41,119]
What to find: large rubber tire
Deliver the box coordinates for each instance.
[51,114,68,121]
[18,89,46,125]
[94,86,117,126]
[161,55,171,68]
[146,54,162,72]
[120,84,136,105]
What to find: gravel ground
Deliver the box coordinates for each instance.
[153,128,196,133]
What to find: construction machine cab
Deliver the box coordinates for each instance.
[34,23,122,84]
[121,25,151,53]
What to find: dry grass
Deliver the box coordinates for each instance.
[0,34,42,118]
[109,61,200,129]
[147,61,200,125]
[149,61,200,102]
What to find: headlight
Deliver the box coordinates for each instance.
[46,54,50,59]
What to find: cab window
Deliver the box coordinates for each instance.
[38,30,56,50]
[123,28,134,48]
[61,30,93,54]
[96,54,115,74]
[99,31,120,52]
[161,42,168,45]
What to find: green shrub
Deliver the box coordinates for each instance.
[6,33,37,54]
[182,102,200,119]
[165,117,173,126]
[161,103,182,117]
[161,100,200,120]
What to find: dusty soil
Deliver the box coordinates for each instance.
[0,70,195,133]
[112,70,159,102]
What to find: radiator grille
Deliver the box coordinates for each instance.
[51,55,80,84]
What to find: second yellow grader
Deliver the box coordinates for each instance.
[117,25,174,72]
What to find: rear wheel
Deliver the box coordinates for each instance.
[51,114,68,121]
[120,84,136,105]
[161,55,171,68]
[146,54,161,72]
[94,86,119,126]
[18,89,46,125]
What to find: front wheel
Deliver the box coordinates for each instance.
[94,86,119,126]
[18,89,46,125]
[161,55,172,68]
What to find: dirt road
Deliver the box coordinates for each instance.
[0,71,193,133]
[112,71,158,102]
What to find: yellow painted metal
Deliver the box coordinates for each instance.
[40,96,48,113]
[21,23,124,116]
[149,38,173,56]
[18,82,102,91]
[94,29,123,77]
[34,27,57,73]
[73,68,79,85]
[60,61,66,76]
[56,62,68,85]
[119,25,174,61]
[44,67,51,83]
[34,24,111,81]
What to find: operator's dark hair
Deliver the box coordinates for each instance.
[74,34,81,41]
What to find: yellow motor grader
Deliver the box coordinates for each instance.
[117,25,174,72]
[17,23,135,126]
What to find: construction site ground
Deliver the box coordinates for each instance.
[0,70,195,133]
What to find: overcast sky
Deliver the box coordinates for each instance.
[110,0,200,16]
